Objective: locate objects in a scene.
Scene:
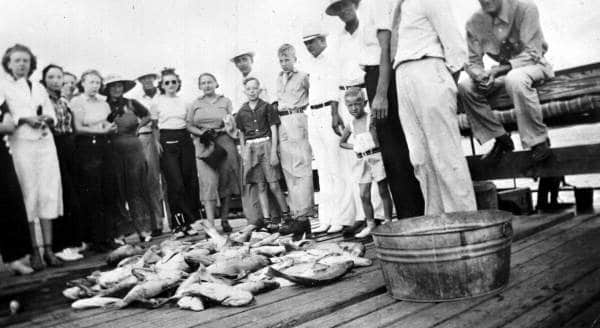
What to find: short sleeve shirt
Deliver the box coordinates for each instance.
[187,94,233,129]
[235,99,280,140]
[152,95,188,130]
[276,70,309,109]
[359,0,397,66]
[70,94,111,133]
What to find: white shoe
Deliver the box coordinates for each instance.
[355,225,374,239]
[327,225,344,234]
[312,224,331,234]
[56,248,84,262]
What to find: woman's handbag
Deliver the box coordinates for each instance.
[201,140,227,170]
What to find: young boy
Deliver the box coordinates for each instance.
[339,87,393,238]
[274,44,314,240]
[235,77,290,233]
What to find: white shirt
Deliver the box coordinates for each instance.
[0,77,55,140]
[133,91,159,133]
[336,24,367,86]
[151,95,188,130]
[359,0,396,66]
[393,0,467,73]
[232,70,270,113]
[304,46,340,105]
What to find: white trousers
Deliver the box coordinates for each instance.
[395,58,477,215]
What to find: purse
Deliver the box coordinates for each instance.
[201,141,227,170]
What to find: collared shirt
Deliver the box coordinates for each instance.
[0,77,56,140]
[465,0,550,76]
[304,46,340,105]
[232,70,270,113]
[359,0,397,66]
[151,94,189,130]
[187,94,233,129]
[276,69,309,109]
[235,99,280,140]
[134,88,159,133]
[48,90,73,135]
[394,0,467,73]
[70,93,111,133]
[336,24,367,86]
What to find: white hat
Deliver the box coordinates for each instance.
[100,74,136,96]
[325,0,359,16]
[302,23,329,42]
[230,48,256,63]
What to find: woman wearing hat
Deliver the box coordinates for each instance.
[103,75,155,243]
[187,73,241,233]
[1,44,63,269]
[70,69,118,252]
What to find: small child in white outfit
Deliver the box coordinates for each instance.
[339,88,393,238]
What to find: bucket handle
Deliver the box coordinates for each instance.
[502,222,513,238]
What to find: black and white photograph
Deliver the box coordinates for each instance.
[1,0,600,327]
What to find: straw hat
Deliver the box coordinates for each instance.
[302,23,329,42]
[136,72,158,81]
[325,0,360,16]
[100,74,136,96]
[230,48,255,63]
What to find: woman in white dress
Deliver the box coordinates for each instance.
[1,44,63,269]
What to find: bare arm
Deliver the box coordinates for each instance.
[372,29,393,120]
[0,111,15,134]
[339,127,353,150]
[330,101,344,136]
[269,124,279,166]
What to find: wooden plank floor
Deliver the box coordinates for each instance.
[3,211,600,328]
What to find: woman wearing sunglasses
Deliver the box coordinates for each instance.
[152,68,200,238]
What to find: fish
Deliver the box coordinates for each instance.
[140,245,162,266]
[97,265,136,288]
[172,268,207,300]
[234,280,280,295]
[116,255,143,268]
[111,271,183,308]
[250,233,280,248]
[189,240,218,253]
[336,242,366,257]
[155,252,191,273]
[207,255,270,279]
[278,237,315,251]
[249,231,272,244]
[63,286,87,300]
[184,249,215,267]
[177,296,205,311]
[181,283,254,307]
[106,244,145,266]
[96,275,138,297]
[318,254,372,267]
[269,260,354,286]
[71,297,122,310]
[199,221,230,250]
[251,245,286,257]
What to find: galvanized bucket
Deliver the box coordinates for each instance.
[372,210,513,302]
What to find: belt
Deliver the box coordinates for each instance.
[278,105,307,116]
[310,101,333,110]
[76,135,109,145]
[356,147,380,159]
[339,83,366,91]
[137,131,153,136]
[246,136,270,144]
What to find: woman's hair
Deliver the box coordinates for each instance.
[158,68,182,94]
[77,69,103,93]
[39,64,64,88]
[198,72,219,89]
[2,44,37,77]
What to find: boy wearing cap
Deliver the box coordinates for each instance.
[236,77,291,235]
[339,88,393,238]
[326,0,425,222]
[274,44,313,238]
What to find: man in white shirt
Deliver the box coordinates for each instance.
[230,49,282,230]
[393,0,477,215]
[133,72,165,236]
[324,0,385,236]
[302,25,357,234]
[328,0,424,222]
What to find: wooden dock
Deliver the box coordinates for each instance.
[2,211,600,328]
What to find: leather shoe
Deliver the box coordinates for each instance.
[312,224,331,234]
[343,221,365,237]
[532,140,552,163]
[482,134,514,164]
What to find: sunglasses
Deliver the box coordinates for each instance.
[163,80,178,86]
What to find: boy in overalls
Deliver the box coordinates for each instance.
[339,88,393,238]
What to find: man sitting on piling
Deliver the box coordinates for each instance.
[458,0,554,164]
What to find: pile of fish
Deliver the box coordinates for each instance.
[63,224,372,312]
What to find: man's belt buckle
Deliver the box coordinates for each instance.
[166,140,179,144]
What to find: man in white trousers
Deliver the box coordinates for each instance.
[393,0,477,215]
